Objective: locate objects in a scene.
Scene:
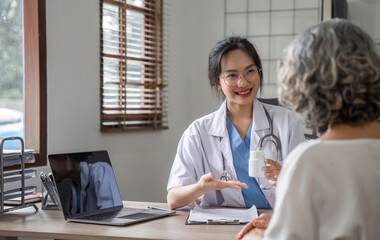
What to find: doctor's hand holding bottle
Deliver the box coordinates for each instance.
[262,159,282,186]
[250,150,282,187]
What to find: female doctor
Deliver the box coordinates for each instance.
[167,37,305,210]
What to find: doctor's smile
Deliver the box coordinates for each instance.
[234,88,253,97]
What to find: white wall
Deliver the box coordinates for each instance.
[347,0,380,40]
[42,0,224,203]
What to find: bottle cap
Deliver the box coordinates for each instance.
[250,150,265,159]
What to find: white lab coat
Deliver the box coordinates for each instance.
[167,98,305,208]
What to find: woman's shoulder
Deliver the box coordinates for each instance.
[281,139,380,192]
[288,138,380,163]
[289,139,321,155]
[294,138,380,153]
[283,140,322,168]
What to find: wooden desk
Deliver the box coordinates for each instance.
[0,201,272,240]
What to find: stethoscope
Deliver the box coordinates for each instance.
[220,106,282,190]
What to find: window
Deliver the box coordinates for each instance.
[0,0,46,169]
[100,0,167,132]
[0,0,24,149]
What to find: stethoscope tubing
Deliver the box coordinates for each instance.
[220,106,282,187]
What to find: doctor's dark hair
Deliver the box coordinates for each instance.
[208,37,263,99]
[278,19,380,133]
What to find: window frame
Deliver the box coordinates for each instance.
[5,0,47,170]
[100,0,167,132]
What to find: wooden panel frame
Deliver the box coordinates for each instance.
[5,0,47,170]
[100,0,167,132]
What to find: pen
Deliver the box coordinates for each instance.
[206,219,240,225]
[48,173,54,182]
[40,172,47,182]
[145,205,170,211]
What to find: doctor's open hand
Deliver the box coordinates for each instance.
[263,159,281,186]
[167,173,247,210]
[199,173,248,192]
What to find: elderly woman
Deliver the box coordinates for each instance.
[236,19,380,239]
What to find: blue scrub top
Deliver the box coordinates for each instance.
[76,187,81,213]
[226,117,272,209]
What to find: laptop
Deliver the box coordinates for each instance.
[48,150,176,226]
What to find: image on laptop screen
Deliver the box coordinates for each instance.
[49,151,123,219]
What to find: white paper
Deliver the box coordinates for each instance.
[1,149,35,167]
[188,204,258,223]
[3,169,36,183]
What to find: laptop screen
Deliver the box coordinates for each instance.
[48,150,123,219]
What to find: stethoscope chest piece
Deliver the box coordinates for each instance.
[220,170,232,181]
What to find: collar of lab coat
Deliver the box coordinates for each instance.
[208,98,270,137]
[252,98,270,131]
[208,100,228,138]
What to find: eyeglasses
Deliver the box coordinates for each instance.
[220,66,261,87]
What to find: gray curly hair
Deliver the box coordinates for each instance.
[278,19,380,133]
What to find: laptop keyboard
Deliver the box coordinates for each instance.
[119,212,157,220]
[80,210,119,221]
[78,208,159,222]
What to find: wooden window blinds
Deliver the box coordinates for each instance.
[100,0,167,132]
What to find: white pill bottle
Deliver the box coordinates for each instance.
[248,150,266,178]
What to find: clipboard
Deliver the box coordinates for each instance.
[185,204,258,225]
[185,215,243,225]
